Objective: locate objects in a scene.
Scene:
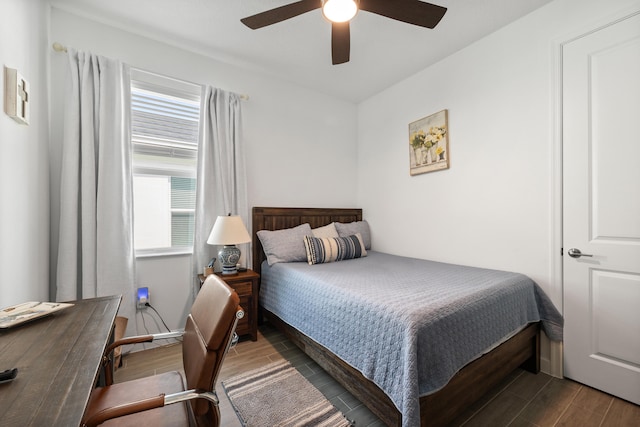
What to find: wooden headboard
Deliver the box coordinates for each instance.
[251,207,362,278]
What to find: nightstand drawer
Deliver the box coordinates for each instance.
[229,281,252,296]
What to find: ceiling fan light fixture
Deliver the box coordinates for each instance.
[322,0,358,23]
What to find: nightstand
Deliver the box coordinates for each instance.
[199,270,259,341]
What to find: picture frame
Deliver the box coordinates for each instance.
[408,109,449,175]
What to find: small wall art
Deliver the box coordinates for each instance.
[408,109,449,175]
[4,67,30,125]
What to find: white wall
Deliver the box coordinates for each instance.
[48,6,358,336]
[11,0,633,361]
[0,0,50,306]
[356,0,640,372]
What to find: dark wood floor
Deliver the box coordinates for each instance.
[115,323,640,426]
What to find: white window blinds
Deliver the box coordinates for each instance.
[130,69,201,254]
[131,80,200,157]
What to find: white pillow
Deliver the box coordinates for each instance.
[311,223,339,238]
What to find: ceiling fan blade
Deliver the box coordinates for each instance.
[360,0,447,29]
[331,22,350,64]
[241,0,321,29]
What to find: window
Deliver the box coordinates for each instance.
[130,69,201,255]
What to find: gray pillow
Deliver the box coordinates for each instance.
[257,223,313,265]
[335,220,371,249]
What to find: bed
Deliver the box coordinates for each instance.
[251,207,562,427]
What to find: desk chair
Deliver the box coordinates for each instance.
[82,275,243,426]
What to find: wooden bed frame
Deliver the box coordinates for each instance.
[251,207,540,427]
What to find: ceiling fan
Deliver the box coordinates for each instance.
[241,0,447,65]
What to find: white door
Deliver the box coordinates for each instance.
[563,12,640,404]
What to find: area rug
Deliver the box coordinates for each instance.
[223,360,352,426]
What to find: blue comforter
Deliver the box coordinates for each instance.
[260,252,563,427]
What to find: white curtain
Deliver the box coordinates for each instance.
[56,49,137,331]
[192,86,248,297]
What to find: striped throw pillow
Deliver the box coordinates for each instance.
[303,233,367,265]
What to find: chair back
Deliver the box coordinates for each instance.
[182,274,241,425]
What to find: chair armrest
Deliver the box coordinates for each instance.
[81,389,218,427]
[102,331,185,385]
[105,331,184,355]
[105,335,154,355]
[164,388,219,406]
[82,394,165,427]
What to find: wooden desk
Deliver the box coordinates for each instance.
[0,295,121,426]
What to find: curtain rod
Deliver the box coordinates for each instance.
[51,42,250,101]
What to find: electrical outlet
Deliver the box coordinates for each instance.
[137,287,149,309]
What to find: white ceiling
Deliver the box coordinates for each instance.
[51,0,552,103]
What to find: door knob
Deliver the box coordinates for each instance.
[568,248,593,258]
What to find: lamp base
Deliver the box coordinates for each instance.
[219,245,241,275]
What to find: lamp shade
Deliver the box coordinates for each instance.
[207,215,251,246]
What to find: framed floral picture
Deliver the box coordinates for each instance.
[408,109,449,175]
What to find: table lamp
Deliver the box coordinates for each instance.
[207,214,251,275]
